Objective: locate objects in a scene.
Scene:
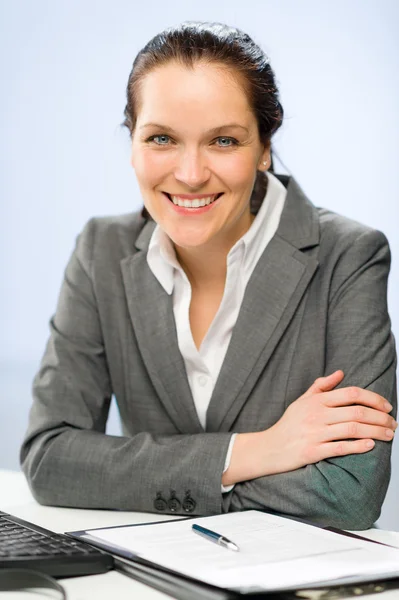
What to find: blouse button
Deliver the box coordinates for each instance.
[198,375,208,387]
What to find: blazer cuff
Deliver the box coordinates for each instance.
[221,433,237,493]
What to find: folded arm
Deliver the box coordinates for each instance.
[222,229,397,529]
[21,223,396,527]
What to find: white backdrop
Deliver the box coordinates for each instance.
[1,0,398,529]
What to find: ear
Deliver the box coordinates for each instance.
[258,140,271,171]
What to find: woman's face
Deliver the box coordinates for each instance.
[130,61,269,251]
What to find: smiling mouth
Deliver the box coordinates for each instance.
[164,192,223,208]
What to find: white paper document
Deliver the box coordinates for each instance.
[79,511,399,592]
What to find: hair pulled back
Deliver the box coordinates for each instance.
[123,21,284,216]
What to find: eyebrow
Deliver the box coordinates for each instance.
[140,123,249,134]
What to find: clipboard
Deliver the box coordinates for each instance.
[106,553,399,600]
[66,512,399,600]
[68,517,241,599]
[66,527,293,599]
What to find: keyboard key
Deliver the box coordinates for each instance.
[0,510,113,577]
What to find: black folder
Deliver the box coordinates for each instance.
[66,513,399,600]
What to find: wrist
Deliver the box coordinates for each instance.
[221,431,267,486]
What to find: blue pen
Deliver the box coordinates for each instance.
[192,524,239,552]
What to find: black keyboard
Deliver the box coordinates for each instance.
[0,511,114,577]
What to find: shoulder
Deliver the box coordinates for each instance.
[74,210,150,263]
[277,175,390,260]
[80,210,146,247]
[318,207,387,248]
[312,208,392,304]
[316,207,390,267]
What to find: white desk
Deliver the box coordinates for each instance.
[0,469,177,599]
[1,469,399,600]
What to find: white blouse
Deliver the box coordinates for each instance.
[147,171,287,491]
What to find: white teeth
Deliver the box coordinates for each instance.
[170,195,219,208]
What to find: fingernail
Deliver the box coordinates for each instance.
[384,401,393,411]
[365,440,375,449]
[385,429,394,438]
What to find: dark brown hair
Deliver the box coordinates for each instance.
[122,21,284,218]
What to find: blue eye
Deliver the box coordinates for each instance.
[215,137,239,148]
[148,135,171,145]
[146,135,239,147]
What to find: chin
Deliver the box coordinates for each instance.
[172,237,209,250]
[162,222,204,244]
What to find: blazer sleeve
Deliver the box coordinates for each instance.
[222,228,397,530]
[20,220,232,516]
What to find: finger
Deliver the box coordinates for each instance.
[322,387,392,412]
[324,422,395,443]
[317,439,375,461]
[303,370,344,397]
[326,405,398,429]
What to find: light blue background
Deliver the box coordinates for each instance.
[1,0,398,528]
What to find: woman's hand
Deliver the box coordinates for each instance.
[222,370,397,487]
[259,370,397,476]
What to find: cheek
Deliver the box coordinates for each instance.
[221,154,256,190]
[132,148,171,185]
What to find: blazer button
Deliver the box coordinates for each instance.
[168,491,181,513]
[182,490,196,513]
[154,492,167,511]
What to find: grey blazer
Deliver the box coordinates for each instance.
[20,174,397,529]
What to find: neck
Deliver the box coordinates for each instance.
[176,245,227,292]
[175,211,255,290]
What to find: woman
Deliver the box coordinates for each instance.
[21,21,397,529]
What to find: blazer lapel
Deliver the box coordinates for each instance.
[206,176,320,432]
[120,221,203,434]
[120,176,320,435]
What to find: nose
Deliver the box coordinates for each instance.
[173,149,211,189]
